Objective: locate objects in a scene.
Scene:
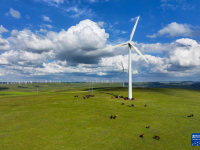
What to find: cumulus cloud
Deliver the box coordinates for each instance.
[9,29,55,53]
[4,19,110,66]
[42,15,52,22]
[0,25,9,34]
[165,38,200,71]
[0,36,10,51]
[0,50,52,66]
[5,8,21,19]
[1,18,200,81]
[147,22,200,38]
[45,20,109,63]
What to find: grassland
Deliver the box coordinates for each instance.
[0,83,200,150]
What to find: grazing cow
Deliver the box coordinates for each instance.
[140,133,145,139]
[188,114,194,117]
[113,115,117,119]
[131,104,134,107]
[124,97,128,100]
[144,105,147,107]
[121,103,124,105]
[115,96,118,98]
[110,115,113,119]
[153,136,160,140]
[146,126,150,129]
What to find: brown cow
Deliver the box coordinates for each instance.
[188,114,194,117]
[141,133,145,139]
[121,103,124,105]
[113,115,117,119]
[153,136,160,140]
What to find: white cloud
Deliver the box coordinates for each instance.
[64,6,94,18]
[161,3,177,10]
[1,18,200,80]
[42,0,64,6]
[121,31,127,34]
[5,8,21,19]
[97,21,105,27]
[45,24,53,28]
[42,15,52,22]
[0,25,9,34]
[0,35,10,51]
[0,50,52,67]
[6,19,109,64]
[39,24,53,29]
[130,17,137,22]
[166,38,200,69]
[161,0,196,11]
[147,22,200,38]
[9,29,55,53]
[44,0,64,4]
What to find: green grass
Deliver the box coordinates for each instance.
[0,84,200,149]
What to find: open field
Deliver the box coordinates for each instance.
[0,83,200,149]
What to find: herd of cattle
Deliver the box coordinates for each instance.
[74,93,194,141]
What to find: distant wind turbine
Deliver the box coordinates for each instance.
[103,16,149,99]
[118,61,127,87]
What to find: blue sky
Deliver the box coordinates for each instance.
[0,0,200,82]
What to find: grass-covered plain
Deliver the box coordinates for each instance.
[0,83,200,150]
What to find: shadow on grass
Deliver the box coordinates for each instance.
[0,87,9,91]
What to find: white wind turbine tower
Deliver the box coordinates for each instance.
[103,16,149,99]
[118,61,127,87]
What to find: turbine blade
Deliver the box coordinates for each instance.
[121,61,124,70]
[130,16,140,42]
[118,70,123,75]
[103,42,128,50]
[129,43,149,64]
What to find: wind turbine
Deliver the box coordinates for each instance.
[103,16,149,99]
[118,61,127,87]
